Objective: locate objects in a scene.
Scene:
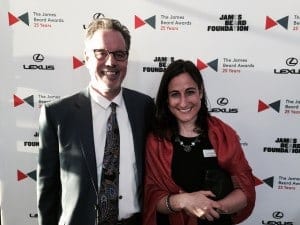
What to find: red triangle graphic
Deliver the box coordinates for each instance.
[8,12,19,26]
[13,94,24,107]
[196,59,208,70]
[254,176,263,186]
[17,170,28,181]
[265,16,277,30]
[72,57,84,69]
[134,15,146,29]
[258,100,269,112]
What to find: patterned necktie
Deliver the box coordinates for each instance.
[99,102,120,225]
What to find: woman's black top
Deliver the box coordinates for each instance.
[158,134,233,225]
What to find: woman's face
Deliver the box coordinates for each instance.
[167,72,202,126]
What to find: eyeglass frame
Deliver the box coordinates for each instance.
[92,48,129,62]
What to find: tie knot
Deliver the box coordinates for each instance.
[110,102,117,113]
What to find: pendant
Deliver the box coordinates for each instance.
[183,145,192,152]
[175,136,200,152]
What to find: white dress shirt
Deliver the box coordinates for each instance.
[89,86,140,219]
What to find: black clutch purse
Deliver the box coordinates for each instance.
[202,169,234,200]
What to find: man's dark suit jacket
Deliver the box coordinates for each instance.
[37,87,154,225]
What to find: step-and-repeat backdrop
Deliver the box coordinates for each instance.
[1,0,300,224]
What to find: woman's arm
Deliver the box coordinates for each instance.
[156,190,223,221]
[217,189,247,214]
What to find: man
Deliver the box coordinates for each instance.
[37,18,154,225]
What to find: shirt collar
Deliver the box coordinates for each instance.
[89,84,123,109]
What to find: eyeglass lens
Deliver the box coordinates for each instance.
[93,49,128,61]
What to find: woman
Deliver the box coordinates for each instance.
[143,59,255,225]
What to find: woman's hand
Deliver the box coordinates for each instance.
[169,190,222,221]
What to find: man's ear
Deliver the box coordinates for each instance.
[84,51,89,63]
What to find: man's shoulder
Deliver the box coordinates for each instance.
[44,89,88,108]
[123,87,153,101]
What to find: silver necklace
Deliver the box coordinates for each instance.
[174,136,200,152]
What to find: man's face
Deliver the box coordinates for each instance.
[84,29,128,99]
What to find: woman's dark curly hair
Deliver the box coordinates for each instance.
[153,59,210,140]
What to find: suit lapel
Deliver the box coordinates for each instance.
[123,89,143,183]
[75,89,98,190]
[123,89,139,152]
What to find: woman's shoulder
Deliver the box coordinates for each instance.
[208,116,236,131]
[208,116,227,128]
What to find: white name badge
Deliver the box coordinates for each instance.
[203,149,217,158]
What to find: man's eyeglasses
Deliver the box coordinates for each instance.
[93,49,129,62]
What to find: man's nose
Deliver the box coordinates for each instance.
[104,53,117,65]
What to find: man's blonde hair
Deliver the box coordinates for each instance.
[85,18,131,50]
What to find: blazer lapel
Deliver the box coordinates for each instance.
[123,89,139,150]
[75,89,98,191]
[122,89,143,182]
